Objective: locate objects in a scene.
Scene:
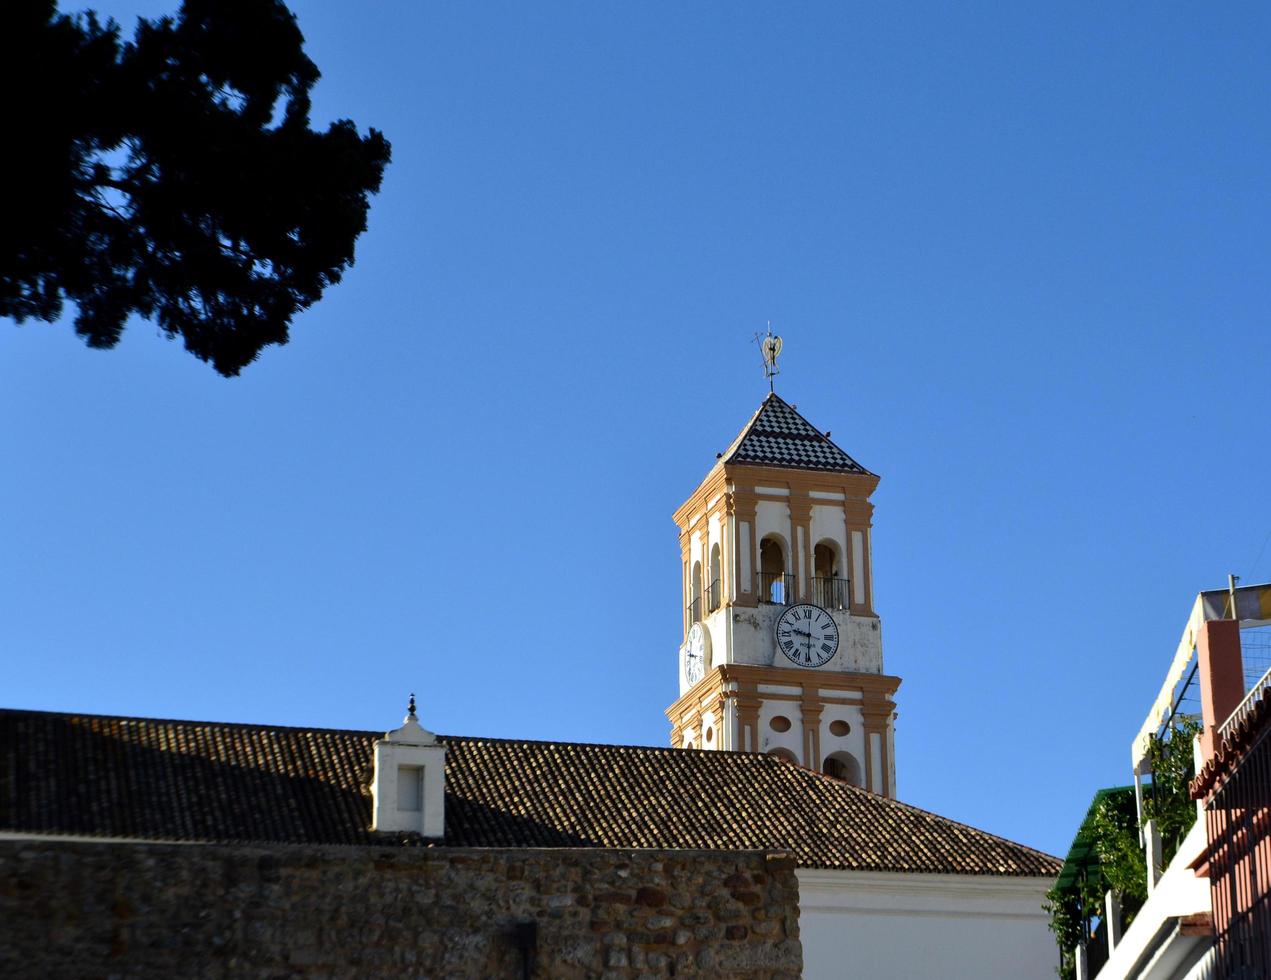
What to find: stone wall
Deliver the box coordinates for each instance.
[0,840,801,978]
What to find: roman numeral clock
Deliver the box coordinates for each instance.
[665,386,902,799]
[775,604,839,667]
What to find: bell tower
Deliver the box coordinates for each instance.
[665,392,901,797]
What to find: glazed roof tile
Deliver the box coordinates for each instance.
[0,709,1058,876]
[721,393,872,475]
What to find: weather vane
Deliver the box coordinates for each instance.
[754,323,783,393]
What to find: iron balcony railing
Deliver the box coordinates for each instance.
[707,578,722,613]
[1205,720,1271,979]
[757,572,796,605]
[687,597,702,623]
[813,576,850,611]
[1218,663,1271,742]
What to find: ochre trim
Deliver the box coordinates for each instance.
[670,424,891,785]
[665,664,900,796]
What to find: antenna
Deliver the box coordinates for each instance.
[755,323,783,394]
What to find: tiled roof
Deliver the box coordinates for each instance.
[0,709,1059,876]
[1191,686,1271,799]
[721,393,872,474]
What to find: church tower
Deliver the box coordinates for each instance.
[665,392,901,797]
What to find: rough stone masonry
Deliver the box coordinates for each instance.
[0,841,802,979]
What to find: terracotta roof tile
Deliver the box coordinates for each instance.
[1191,686,1271,799]
[0,709,1058,876]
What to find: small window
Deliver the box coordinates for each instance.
[704,726,714,745]
[769,715,791,733]
[828,720,850,737]
[397,765,423,812]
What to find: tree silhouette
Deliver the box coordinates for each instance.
[1,0,391,376]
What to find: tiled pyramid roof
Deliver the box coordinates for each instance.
[721,393,871,474]
[0,709,1059,876]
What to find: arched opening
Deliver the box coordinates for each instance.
[767,747,798,763]
[814,540,847,610]
[813,540,839,578]
[758,535,789,604]
[822,751,862,787]
[689,561,703,623]
[684,739,696,751]
[708,543,722,611]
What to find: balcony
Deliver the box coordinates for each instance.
[757,572,796,605]
[813,576,850,611]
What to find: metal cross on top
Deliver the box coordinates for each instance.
[757,324,783,393]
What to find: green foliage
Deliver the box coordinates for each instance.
[0,0,390,376]
[1143,716,1202,865]
[1088,790,1147,910]
[1043,885,1086,980]
[1044,788,1143,980]
[1044,716,1201,980]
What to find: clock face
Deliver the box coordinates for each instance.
[775,604,839,667]
[684,623,708,685]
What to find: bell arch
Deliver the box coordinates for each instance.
[689,561,703,623]
[759,534,789,604]
[813,539,846,610]
[822,750,862,787]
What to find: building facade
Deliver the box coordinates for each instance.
[1191,586,1271,979]
[0,386,1065,978]
[1054,582,1271,980]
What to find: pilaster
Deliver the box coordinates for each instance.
[735,694,762,753]
[732,490,759,608]
[860,691,896,798]
[800,695,824,771]
[789,498,812,602]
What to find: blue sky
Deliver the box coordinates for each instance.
[4,1,1270,859]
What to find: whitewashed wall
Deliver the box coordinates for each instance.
[817,701,866,779]
[810,504,848,572]
[754,499,791,566]
[798,870,1056,980]
[756,689,804,759]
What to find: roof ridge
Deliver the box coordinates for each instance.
[716,397,772,464]
[0,707,382,739]
[0,708,807,758]
[780,757,1060,861]
[851,788,1063,862]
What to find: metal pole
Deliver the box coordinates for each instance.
[1229,573,1240,620]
